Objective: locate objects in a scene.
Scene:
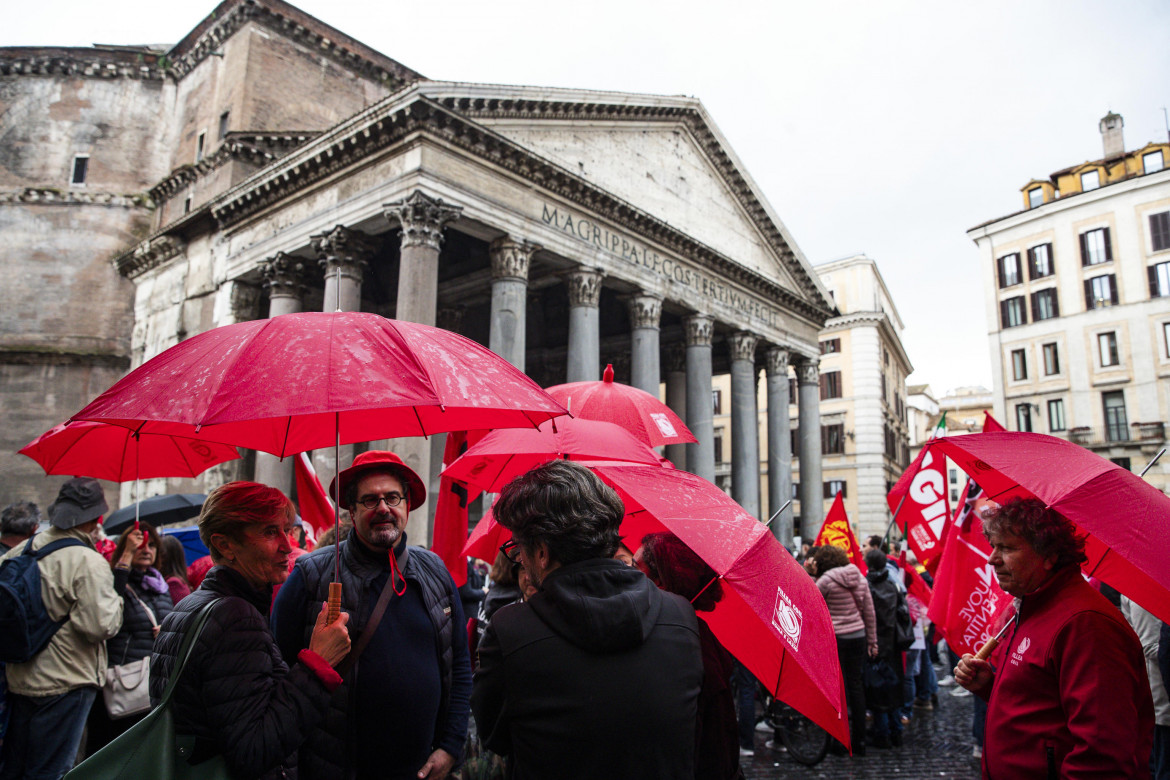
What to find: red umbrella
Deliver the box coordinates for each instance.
[441,417,661,493]
[19,420,239,481]
[70,312,568,456]
[930,431,1170,624]
[463,502,508,562]
[544,364,696,448]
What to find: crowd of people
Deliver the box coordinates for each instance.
[0,457,1165,779]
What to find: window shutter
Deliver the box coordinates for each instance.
[1000,299,1009,327]
[1051,291,1060,317]
[1103,228,1113,262]
[996,256,1006,288]
[1109,273,1119,305]
[1021,297,1029,324]
[1026,248,1035,280]
[1030,291,1039,317]
[1079,233,1089,266]
[1151,213,1170,251]
[1084,279,1093,309]
[1150,265,1159,297]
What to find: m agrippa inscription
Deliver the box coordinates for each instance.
[541,203,781,330]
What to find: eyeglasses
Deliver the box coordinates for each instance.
[500,539,521,565]
[358,493,405,510]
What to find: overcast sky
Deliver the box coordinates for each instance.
[8,1,1170,395]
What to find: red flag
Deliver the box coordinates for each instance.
[982,412,1005,432]
[814,492,865,570]
[897,552,933,608]
[432,431,484,586]
[886,446,951,574]
[295,452,334,538]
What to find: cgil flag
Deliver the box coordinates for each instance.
[814,492,865,570]
[886,444,951,575]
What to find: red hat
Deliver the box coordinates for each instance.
[330,451,426,511]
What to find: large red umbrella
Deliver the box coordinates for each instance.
[70,312,567,456]
[441,417,661,493]
[930,431,1170,624]
[544,364,695,448]
[19,420,239,481]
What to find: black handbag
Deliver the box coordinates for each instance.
[893,597,915,652]
[65,599,229,780]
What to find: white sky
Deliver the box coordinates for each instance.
[7,0,1170,395]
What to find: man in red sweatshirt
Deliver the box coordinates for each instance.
[955,497,1153,778]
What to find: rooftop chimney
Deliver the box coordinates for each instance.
[1100,111,1125,158]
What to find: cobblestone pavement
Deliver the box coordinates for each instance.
[742,680,982,779]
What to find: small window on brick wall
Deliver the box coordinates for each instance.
[70,155,89,185]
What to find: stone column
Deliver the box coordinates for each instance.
[565,268,603,383]
[489,238,538,371]
[684,315,715,482]
[628,293,662,397]
[382,192,462,545]
[795,355,823,541]
[729,332,760,519]
[254,253,310,494]
[664,343,687,468]
[313,226,375,313]
[765,347,793,545]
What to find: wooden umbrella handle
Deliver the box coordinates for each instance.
[974,636,999,661]
[327,582,343,624]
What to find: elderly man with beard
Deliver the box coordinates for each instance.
[955,497,1153,778]
[471,460,703,780]
[272,451,471,780]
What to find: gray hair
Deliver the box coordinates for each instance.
[1,501,41,537]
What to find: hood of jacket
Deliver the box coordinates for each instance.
[821,562,865,590]
[527,558,664,654]
[866,566,890,586]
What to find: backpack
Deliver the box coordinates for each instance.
[0,537,88,663]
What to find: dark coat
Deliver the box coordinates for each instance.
[107,568,173,666]
[695,620,739,780]
[149,565,334,780]
[472,558,703,780]
[865,567,903,657]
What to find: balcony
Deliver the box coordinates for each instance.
[1066,422,1165,452]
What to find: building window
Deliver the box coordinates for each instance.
[820,338,841,354]
[1031,288,1060,320]
[1149,262,1170,298]
[1103,391,1128,442]
[1165,322,1170,359]
[948,467,958,483]
[820,371,842,400]
[1043,342,1060,375]
[1098,331,1119,367]
[1084,274,1118,309]
[70,155,89,185]
[1048,399,1066,432]
[218,111,230,140]
[792,482,800,499]
[196,132,205,163]
[1151,212,1170,252]
[1015,403,1033,433]
[997,253,1022,288]
[713,427,724,464]
[950,488,960,503]
[1080,227,1112,266]
[790,430,798,458]
[1027,187,1044,208]
[1144,151,1164,175]
[822,424,845,455]
[881,373,887,399]
[1081,169,1100,191]
[1111,457,1132,471]
[823,480,847,499]
[1011,349,1027,381]
[183,196,192,214]
[712,389,722,415]
[1000,296,1027,328]
[788,378,797,404]
[1028,243,1053,279]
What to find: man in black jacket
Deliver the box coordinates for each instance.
[865,547,907,749]
[471,460,703,780]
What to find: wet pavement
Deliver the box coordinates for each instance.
[743,676,982,779]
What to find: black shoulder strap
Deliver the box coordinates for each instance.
[159,599,222,704]
[27,537,87,559]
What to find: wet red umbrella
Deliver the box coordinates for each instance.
[19,420,239,482]
[930,431,1170,624]
[463,502,507,562]
[441,417,661,493]
[70,312,568,456]
[544,364,695,448]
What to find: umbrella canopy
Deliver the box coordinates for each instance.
[70,312,568,457]
[441,417,661,493]
[104,493,207,535]
[930,431,1170,624]
[19,420,240,482]
[544,364,696,448]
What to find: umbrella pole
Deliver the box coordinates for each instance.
[765,500,791,529]
[328,412,342,623]
[1139,448,1165,478]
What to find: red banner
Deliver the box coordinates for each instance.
[814,492,865,570]
[898,552,933,608]
[887,446,951,573]
[431,431,484,586]
[294,451,334,541]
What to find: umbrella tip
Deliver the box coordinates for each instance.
[603,364,614,383]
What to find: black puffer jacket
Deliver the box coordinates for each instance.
[149,566,334,780]
[107,568,173,666]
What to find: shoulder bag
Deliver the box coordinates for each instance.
[102,587,158,719]
[65,598,230,780]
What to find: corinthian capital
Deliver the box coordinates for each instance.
[490,237,540,281]
[566,268,604,308]
[628,293,662,330]
[261,252,310,300]
[383,191,462,251]
[765,346,789,377]
[684,314,713,347]
[729,331,759,363]
[311,225,377,282]
[794,355,820,385]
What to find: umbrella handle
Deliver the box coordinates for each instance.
[328,582,343,623]
[973,636,999,661]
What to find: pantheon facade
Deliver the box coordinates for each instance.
[1,0,834,543]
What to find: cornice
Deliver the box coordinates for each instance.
[0,188,152,208]
[114,234,186,280]
[149,132,319,203]
[0,50,166,80]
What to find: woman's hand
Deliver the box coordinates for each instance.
[117,530,144,568]
[308,601,351,667]
[867,641,879,658]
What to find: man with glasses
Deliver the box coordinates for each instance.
[472,460,703,779]
[273,451,471,780]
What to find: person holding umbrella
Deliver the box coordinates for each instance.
[955,497,1154,778]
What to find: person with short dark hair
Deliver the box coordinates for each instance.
[955,497,1154,777]
[471,461,703,779]
[0,501,40,553]
[864,547,907,749]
